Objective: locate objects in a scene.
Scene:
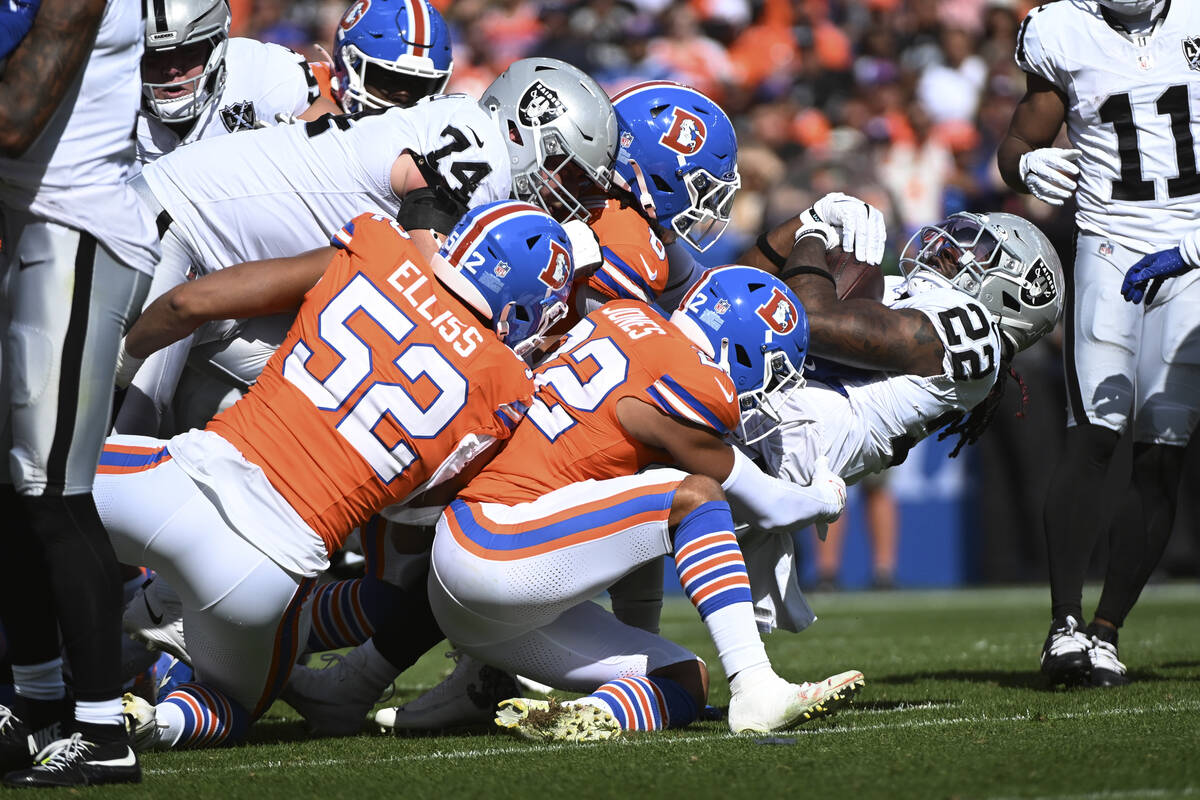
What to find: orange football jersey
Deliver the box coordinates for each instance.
[584,199,669,306]
[461,298,738,505]
[209,213,533,554]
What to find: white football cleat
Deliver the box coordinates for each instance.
[494,697,621,742]
[123,576,189,666]
[375,651,518,733]
[727,669,864,734]
[121,693,169,752]
[282,647,392,737]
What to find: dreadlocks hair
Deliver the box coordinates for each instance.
[935,362,1030,458]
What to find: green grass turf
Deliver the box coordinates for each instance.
[104,584,1200,799]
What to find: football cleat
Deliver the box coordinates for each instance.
[376,651,519,733]
[121,693,169,753]
[1086,623,1129,688]
[494,697,621,743]
[3,733,140,788]
[281,649,391,737]
[0,705,34,775]
[1040,615,1091,686]
[727,669,864,734]
[123,575,190,665]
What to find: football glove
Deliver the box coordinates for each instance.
[1122,240,1200,305]
[1018,147,1081,206]
[562,219,602,277]
[803,193,886,265]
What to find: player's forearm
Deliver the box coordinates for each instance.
[722,448,843,531]
[124,288,210,360]
[0,0,106,156]
[997,134,1035,194]
[738,215,804,275]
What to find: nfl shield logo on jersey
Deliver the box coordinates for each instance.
[220,101,257,132]
[518,82,566,126]
[1184,36,1200,71]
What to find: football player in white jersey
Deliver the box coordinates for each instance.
[996,0,1200,687]
[136,0,340,167]
[0,0,158,787]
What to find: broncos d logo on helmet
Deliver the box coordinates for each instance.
[539,240,572,291]
[659,107,707,156]
[341,0,370,30]
[756,287,799,334]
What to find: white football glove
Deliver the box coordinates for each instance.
[1018,147,1081,206]
[562,219,603,277]
[113,337,144,390]
[808,455,847,524]
[807,192,887,265]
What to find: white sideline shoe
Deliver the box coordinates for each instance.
[375,651,519,733]
[727,669,864,733]
[123,576,189,666]
[282,647,392,736]
[121,693,169,752]
[494,698,621,742]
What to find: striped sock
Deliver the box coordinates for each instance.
[307,579,374,651]
[673,501,768,678]
[585,676,698,731]
[158,682,249,749]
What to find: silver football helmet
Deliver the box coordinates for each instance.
[900,211,1065,356]
[479,58,619,222]
[142,0,231,124]
[1096,0,1161,16]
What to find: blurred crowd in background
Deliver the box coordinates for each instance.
[227,0,1198,586]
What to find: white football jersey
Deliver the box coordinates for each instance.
[1017,1,1200,253]
[135,37,321,167]
[140,93,511,273]
[0,0,158,274]
[749,275,1000,485]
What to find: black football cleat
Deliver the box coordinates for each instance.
[0,705,33,775]
[1086,623,1129,688]
[1040,615,1091,686]
[3,733,140,788]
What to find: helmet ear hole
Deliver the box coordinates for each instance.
[734,343,754,370]
[507,121,524,147]
[1002,291,1021,312]
[651,175,672,193]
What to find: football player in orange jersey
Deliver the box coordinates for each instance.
[427,267,859,741]
[101,201,574,751]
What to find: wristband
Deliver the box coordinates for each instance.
[755,232,788,270]
[779,264,836,288]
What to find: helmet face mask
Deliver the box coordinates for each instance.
[900,212,1065,356]
[481,58,619,223]
[672,266,809,444]
[612,81,740,252]
[141,0,230,124]
[333,0,453,113]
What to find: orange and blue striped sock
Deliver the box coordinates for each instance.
[306,576,405,652]
[585,676,698,731]
[672,501,768,678]
[158,682,248,749]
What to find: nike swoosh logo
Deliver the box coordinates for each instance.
[143,592,163,626]
[640,255,658,281]
[87,749,137,768]
[470,128,484,148]
[717,379,735,404]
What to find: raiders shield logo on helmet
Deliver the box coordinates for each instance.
[659,107,707,156]
[1184,36,1200,71]
[220,101,257,132]
[756,287,799,334]
[1020,259,1058,308]
[539,240,572,290]
[518,82,566,126]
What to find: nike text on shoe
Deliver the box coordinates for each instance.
[376,652,519,733]
[123,576,190,665]
[1087,623,1129,688]
[727,670,864,734]
[494,698,621,743]
[3,733,140,788]
[1040,615,1091,686]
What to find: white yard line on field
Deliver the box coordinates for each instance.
[143,699,1200,777]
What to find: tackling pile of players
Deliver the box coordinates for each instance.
[15,0,1195,786]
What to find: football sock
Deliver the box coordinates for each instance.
[583,676,698,731]
[23,493,124,703]
[672,501,767,678]
[0,485,60,667]
[75,698,127,743]
[371,564,445,674]
[1043,424,1120,622]
[158,683,249,749]
[308,579,380,651]
[11,659,65,701]
[1094,442,1184,626]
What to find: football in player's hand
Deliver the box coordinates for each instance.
[826,246,884,301]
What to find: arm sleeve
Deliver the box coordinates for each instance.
[721,446,835,532]
[656,238,705,312]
